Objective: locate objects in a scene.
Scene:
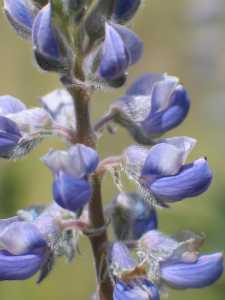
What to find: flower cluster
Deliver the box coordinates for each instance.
[0,1,223,300]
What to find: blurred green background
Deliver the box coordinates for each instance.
[0,0,225,299]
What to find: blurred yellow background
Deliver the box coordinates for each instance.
[0,0,225,299]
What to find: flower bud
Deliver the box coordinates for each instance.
[32,3,71,72]
[99,23,143,81]
[110,241,136,271]
[3,0,36,39]
[99,23,128,81]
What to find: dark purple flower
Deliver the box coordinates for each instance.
[110,192,157,240]
[123,137,212,205]
[113,0,141,23]
[107,73,190,144]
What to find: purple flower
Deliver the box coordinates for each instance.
[3,0,35,39]
[107,73,190,144]
[110,192,157,240]
[0,203,77,282]
[43,144,99,212]
[113,0,141,23]
[123,137,212,205]
[99,23,143,81]
[161,253,224,289]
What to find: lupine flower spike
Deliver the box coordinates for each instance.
[1,1,223,300]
